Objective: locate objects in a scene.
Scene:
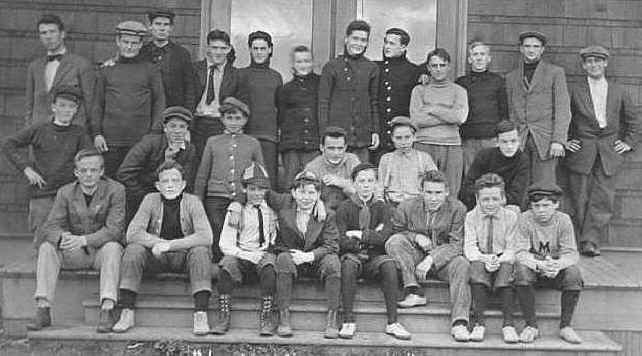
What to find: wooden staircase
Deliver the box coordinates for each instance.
[1,257,634,355]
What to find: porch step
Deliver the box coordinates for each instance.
[27,326,622,355]
[83,296,562,335]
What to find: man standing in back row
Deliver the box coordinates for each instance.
[505,31,570,185]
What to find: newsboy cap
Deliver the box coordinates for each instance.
[53,85,82,103]
[162,106,192,124]
[219,97,250,116]
[518,31,547,46]
[116,21,147,37]
[242,162,271,189]
[390,116,417,132]
[147,8,175,22]
[527,181,563,199]
[579,45,609,60]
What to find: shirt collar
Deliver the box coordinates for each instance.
[588,76,607,85]
[224,128,243,135]
[206,59,226,70]
[47,46,67,56]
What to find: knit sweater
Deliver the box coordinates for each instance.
[239,62,283,143]
[2,121,90,198]
[455,70,508,139]
[277,72,321,151]
[90,57,165,147]
[410,80,468,145]
[304,153,361,210]
[459,147,529,210]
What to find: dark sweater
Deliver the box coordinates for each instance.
[239,62,283,143]
[376,55,421,150]
[336,197,394,258]
[2,121,90,198]
[523,61,539,84]
[90,57,165,147]
[277,72,320,152]
[459,147,530,210]
[140,41,196,111]
[455,70,508,139]
[160,194,184,240]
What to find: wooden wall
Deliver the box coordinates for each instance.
[0,0,201,234]
[467,0,642,247]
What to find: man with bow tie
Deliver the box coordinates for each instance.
[25,14,95,127]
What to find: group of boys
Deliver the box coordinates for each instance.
[3,7,640,348]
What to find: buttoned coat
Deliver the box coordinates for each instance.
[505,61,571,159]
[265,191,339,261]
[193,60,246,107]
[318,54,380,148]
[25,52,95,127]
[564,78,641,175]
[37,177,125,247]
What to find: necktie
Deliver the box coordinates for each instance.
[486,215,494,254]
[255,205,265,246]
[206,65,216,105]
[47,54,63,62]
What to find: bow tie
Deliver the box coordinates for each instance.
[47,54,63,62]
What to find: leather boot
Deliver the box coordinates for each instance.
[277,308,293,337]
[259,296,275,336]
[324,309,339,339]
[210,294,231,334]
[26,307,51,331]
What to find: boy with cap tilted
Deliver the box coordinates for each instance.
[194,97,264,262]
[3,86,90,240]
[378,116,436,205]
[114,161,213,335]
[464,173,519,343]
[211,163,278,336]
[139,8,196,110]
[117,106,198,222]
[513,182,583,344]
[565,45,641,257]
[336,163,411,340]
[90,20,165,177]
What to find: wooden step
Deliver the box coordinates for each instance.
[607,219,642,247]
[82,295,563,335]
[27,326,622,355]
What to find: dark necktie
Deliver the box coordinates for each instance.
[255,205,265,245]
[47,54,63,62]
[206,65,216,105]
[486,215,494,254]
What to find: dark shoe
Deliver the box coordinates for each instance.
[259,296,275,336]
[26,307,51,331]
[580,241,600,257]
[324,309,339,339]
[277,309,293,337]
[210,294,231,334]
[96,309,115,333]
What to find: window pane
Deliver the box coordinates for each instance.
[231,0,313,80]
[357,0,437,64]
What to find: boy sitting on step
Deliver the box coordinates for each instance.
[211,163,279,336]
[464,173,519,343]
[336,163,411,340]
[113,161,213,335]
[514,182,584,344]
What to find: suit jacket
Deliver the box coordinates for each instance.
[505,61,571,159]
[37,177,125,247]
[392,196,466,270]
[193,60,246,109]
[25,52,95,127]
[266,191,339,261]
[564,77,641,175]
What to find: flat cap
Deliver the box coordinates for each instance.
[116,21,147,37]
[147,8,175,22]
[390,116,417,132]
[579,45,609,59]
[518,31,547,45]
[527,181,563,198]
[351,162,378,181]
[162,106,192,124]
[242,162,270,189]
[294,170,321,185]
[219,97,250,116]
[53,85,82,103]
